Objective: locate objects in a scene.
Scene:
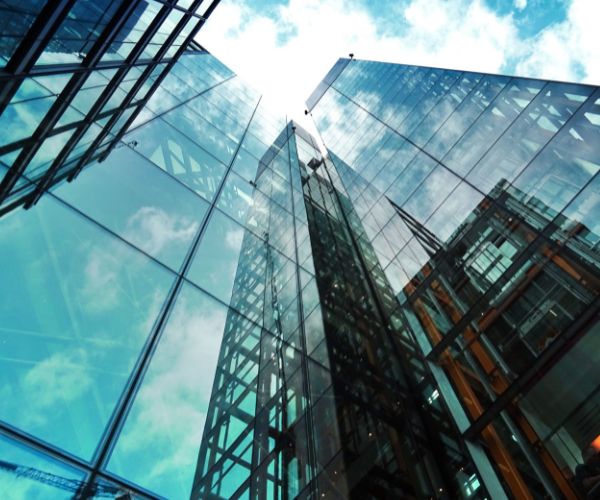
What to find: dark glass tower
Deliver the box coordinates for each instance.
[307,58,600,499]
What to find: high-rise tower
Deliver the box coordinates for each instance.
[307,58,600,499]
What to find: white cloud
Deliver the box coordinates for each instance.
[225,225,244,250]
[124,206,198,257]
[81,248,121,312]
[110,291,228,498]
[198,0,599,136]
[21,349,93,426]
[514,0,527,10]
[516,0,600,84]
[198,0,520,132]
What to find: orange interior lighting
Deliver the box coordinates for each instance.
[592,435,600,450]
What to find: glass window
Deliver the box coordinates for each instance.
[508,90,600,225]
[108,106,136,138]
[424,75,510,161]
[162,99,238,165]
[196,0,216,17]
[55,104,86,128]
[443,78,545,177]
[391,237,430,284]
[0,196,175,459]
[140,9,185,60]
[1,158,35,206]
[56,121,105,174]
[370,138,420,194]
[144,83,182,115]
[100,86,129,115]
[24,129,77,181]
[231,147,261,182]
[102,1,162,62]
[125,117,227,202]
[0,148,22,169]
[401,70,462,136]
[177,0,194,8]
[39,0,126,65]
[194,93,248,143]
[0,94,55,147]
[410,72,483,147]
[385,152,437,208]
[403,165,461,225]
[53,146,209,270]
[187,209,256,304]
[555,172,600,253]
[0,1,46,67]
[467,83,593,195]
[153,71,197,103]
[107,283,228,499]
[426,181,484,243]
[518,322,600,479]
[217,171,257,225]
[0,433,86,498]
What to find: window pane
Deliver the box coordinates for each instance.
[443,78,545,177]
[0,94,55,147]
[507,90,600,226]
[39,0,126,65]
[53,147,209,270]
[162,100,238,165]
[0,196,175,459]
[187,209,253,305]
[0,433,86,498]
[402,165,461,225]
[102,1,162,62]
[125,117,227,203]
[0,1,46,67]
[107,283,229,498]
[467,82,593,194]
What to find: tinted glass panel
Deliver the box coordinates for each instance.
[0,196,174,459]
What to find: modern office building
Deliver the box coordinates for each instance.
[1,3,600,498]
[306,58,600,499]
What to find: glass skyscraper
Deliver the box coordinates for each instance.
[1,4,600,499]
[306,58,600,499]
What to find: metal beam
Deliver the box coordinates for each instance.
[463,295,600,440]
[0,0,143,203]
[0,0,76,112]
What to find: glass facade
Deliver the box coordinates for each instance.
[0,0,222,216]
[308,58,600,499]
[1,7,600,498]
[0,46,304,497]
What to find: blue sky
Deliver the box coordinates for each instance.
[197,0,599,125]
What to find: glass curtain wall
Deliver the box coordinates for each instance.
[0,51,298,499]
[308,57,600,499]
[0,0,221,215]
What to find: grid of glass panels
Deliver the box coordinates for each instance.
[309,58,600,499]
[0,50,342,498]
[0,0,221,215]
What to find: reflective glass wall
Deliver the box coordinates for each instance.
[308,58,600,499]
[3,18,599,498]
[0,46,493,498]
[0,49,295,498]
[0,0,221,215]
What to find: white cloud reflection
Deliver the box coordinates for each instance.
[124,206,198,258]
[108,285,229,499]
